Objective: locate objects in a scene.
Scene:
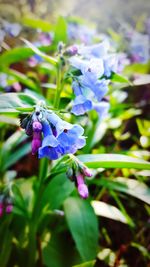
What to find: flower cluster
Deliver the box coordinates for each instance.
[67,40,119,117]
[21,104,86,160]
[66,156,92,199]
[0,195,13,218]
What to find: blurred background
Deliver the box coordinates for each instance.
[0,0,150,28]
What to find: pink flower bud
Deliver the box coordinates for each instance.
[33,121,42,132]
[32,132,42,155]
[0,205,3,217]
[6,204,13,214]
[76,173,89,199]
[78,184,89,199]
[82,167,93,177]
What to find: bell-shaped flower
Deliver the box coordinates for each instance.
[71,95,92,115]
[80,75,108,101]
[77,40,110,58]
[93,101,110,120]
[57,124,86,154]
[38,120,63,160]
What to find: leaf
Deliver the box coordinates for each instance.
[2,142,31,171]
[110,72,130,84]
[64,197,98,261]
[96,177,150,205]
[72,261,96,267]
[115,177,150,205]
[40,173,74,210]
[124,62,150,74]
[91,201,128,224]
[53,16,68,45]
[0,45,52,67]
[22,16,53,32]
[43,232,76,267]
[0,93,37,114]
[78,154,150,170]
[22,38,58,66]
[7,69,40,91]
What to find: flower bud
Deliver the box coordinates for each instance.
[78,184,89,199]
[76,173,89,199]
[33,121,42,132]
[31,132,42,155]
[6,204,13,214]
[82,166,93,177]
[0,203,4,217]
[64,45,78,56]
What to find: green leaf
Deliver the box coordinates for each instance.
[6,69,40,92]
[53,16,68,45]
[43,232,76,267]
[22,16,53,32]
[2,142,31,171]
[78,154,150,170]
[0,45,52,67]
[22,38,58,65]
[0,93,37,114]
[110,72,130,84]
[124,62,150,74]
[40,173,74,210]
[115,177,150,205]
[72,260,96,267]
[91,201,128,224]
[64,197,98,261]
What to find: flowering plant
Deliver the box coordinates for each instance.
[0,15,150,267]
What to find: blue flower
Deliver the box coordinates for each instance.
[93,101,110,120]
[78,40,109,58]
[103,55,118,77]
[38,120,63,160]
[71,95,92,115]
[58,125,86,154]
[38,111,86,160]
[69,57,104,78]
[80,75,108,101]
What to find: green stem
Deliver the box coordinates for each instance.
[54,61,63,109]
[27,158,49,266]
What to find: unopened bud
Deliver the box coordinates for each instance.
[78,184,89,199]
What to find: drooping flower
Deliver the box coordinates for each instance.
[93,101,110,120]
[21,106,86,160]
[38,119,64,160]
[71,95,92,115]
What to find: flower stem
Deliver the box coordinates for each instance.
[54,61,63,109]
